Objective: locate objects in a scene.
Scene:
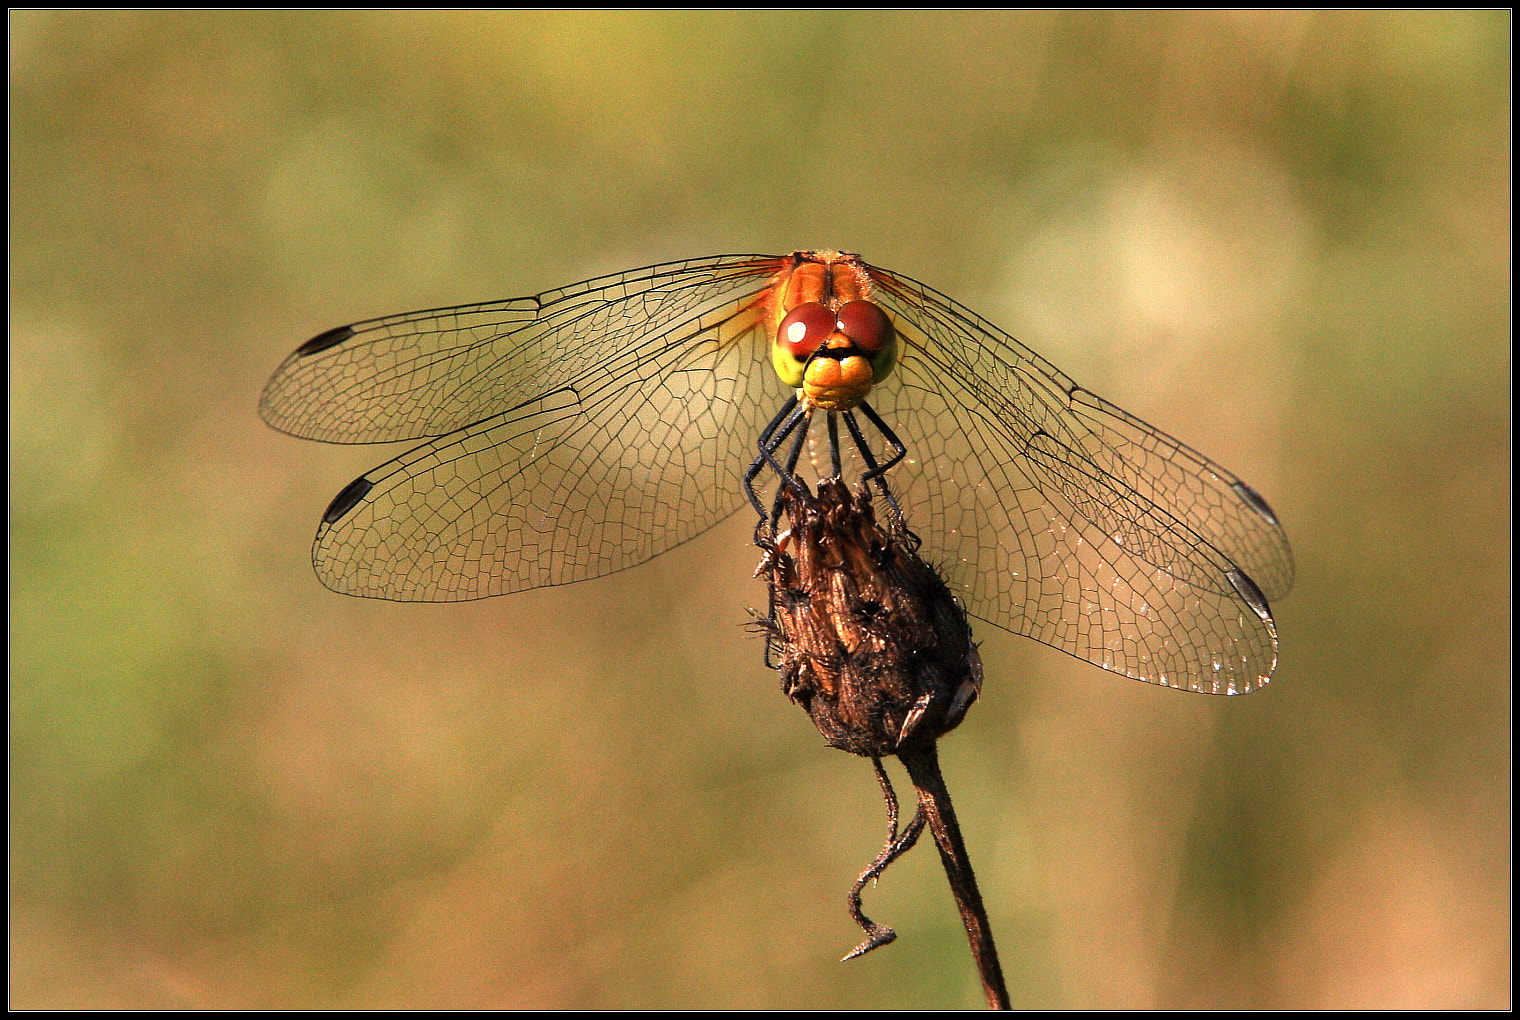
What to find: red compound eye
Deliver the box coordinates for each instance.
[778,302,836,360]
[832,299,887,355]
[835,300,894,353]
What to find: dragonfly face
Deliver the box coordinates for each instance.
[765,252,899,409]
[261,250,1293,695]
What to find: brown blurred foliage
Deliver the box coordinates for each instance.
[10,10,1509,1009]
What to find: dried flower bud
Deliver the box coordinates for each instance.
[756,479,982,757]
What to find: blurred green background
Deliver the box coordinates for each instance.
[9,10,1510,1009]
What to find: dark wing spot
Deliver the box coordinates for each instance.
[1231,480,1281,527]
[296,324,356,357]
[1226,568,1273,623]
[323,476,374,524]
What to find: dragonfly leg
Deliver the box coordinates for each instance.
[747,398,819,545]
[843,405,908,531]
[744,396,804,519]
[767,414,812,534]
[755,422,814,670]
[856,400,909,479]
[827,411,843,479]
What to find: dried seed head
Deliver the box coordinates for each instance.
[756,478,982,757]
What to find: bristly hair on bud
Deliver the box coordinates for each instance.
[754,478,982,758]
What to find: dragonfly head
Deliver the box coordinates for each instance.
[769,256,899,411]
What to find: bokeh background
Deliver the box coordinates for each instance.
[10,10,1510,1009]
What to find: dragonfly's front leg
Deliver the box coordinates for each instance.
[745,396,816,540]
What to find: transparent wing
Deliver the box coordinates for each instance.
[865,265,1294,694]
[262,255,786,600]
[260,254,782,444]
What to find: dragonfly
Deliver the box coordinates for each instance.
[261,250,1293,695]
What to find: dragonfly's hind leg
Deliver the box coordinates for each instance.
[843,402,909,533]
[855,401,908,481]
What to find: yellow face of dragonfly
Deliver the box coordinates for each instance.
[767,254,899,411]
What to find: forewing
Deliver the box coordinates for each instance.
[867,266,1291,693]
[260,254,782,444]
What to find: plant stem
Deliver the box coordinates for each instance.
[898,742,1011,1010]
